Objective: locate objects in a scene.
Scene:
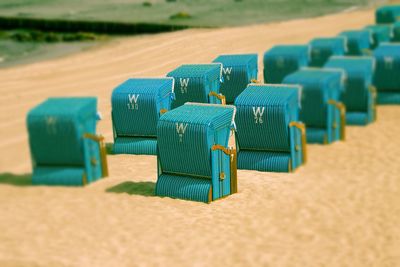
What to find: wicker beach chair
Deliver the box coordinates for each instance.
[155,103,237,203]
[309,37,347,67]
[27,97,108,186]
[364,25,393,49]
[375,5,400,24]
[338,30,373,56]
[234,84,306,172]
[111,78,174,155]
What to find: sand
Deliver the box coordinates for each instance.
[0,7,400,267]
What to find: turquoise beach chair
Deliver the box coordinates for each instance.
[391,21,400,41]
[263,45,310,84]
[309,37,347,67]
[27,97,108,186]
[213,53,258,104]
[111,78,175,155]
[325,56,376,125]
[375,5,400,23]
[364,25,393,49]
[155,103,237,203]
[338,30,373,56]
[167,64,225,109]
[284,68,346,144]
[373,43,400,104]
[234,84,306,172]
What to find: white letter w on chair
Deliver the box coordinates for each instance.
[252,107,265,124]
[176,122,188,142]
[128,94,139,110]
[179,78,189,94]
[222,67,232,81]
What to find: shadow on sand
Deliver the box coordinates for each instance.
[106,181,156,197]
[0,173,33,187]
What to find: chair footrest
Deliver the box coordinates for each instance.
[306,128,329,144]
[377,92,400,105]
[32,167,86,186]
[346,112,370,126]
[113,137,157,155]
[237,150,291,172]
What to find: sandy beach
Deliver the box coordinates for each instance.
[0,7,399,267]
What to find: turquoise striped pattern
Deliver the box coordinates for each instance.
[377,92,400,104]
[338,30,372,56]
[167,64,222,109]
[113,137,157,155]
[32,167,85,186]
[309,37,346,67]
[237,150,291,172]
[306,128,327,144]
[346,112,369,125]
[364,25,392,49]
[213,54,258,104]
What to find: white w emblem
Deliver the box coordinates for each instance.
[179,78,189,94]
[222,67,232,81]
[176,122,188,142]
[128,94,139,110]
[384,57,394,69]
[252,107,265,124]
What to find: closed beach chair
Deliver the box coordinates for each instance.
[212,54,258,104]
[338,30,373,56]
[234,84,306,172]
[27,97,108,186]
[155,103,237,203]
[325,56,376,125]
[373,43,400,104]
[111,78,174,155]
[283,68,346,144]
[263,45,310,84]
[364,25,393,49]
[375,5,400,23]
[309,37,347,67]
[167,64,225,109]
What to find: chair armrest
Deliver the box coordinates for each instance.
[209,91,226,105]
[289,121,307,164]
[211,145,238,194]
[83,133,109,178]
[327,99,346,141]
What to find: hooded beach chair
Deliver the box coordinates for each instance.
[166,64,225,109]
[338,30,373,56]
[234,84,306,172]
[27,97,108,186]
[309,37,347,67]
[283,68,346,144]
[364,25,393,49]
[111,78,174,155]
[212,54,258,104]
[263,45,310,84]
[373,43,400,104]
[376,5,400,23]
[325,56,376,125]
[155,103,237,203]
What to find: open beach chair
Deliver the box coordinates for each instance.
[27,97,108,186]
[338,30,373,56]
[284,68,346,144]
[325,56,376,125]
[309,37,347,67]
[373,43,400,104]
[234,84,306,172]
[155,103,237,203]
[263,45,310,84]
[212,53,258,104]
[364,25,393,49]
[375,5,400,23]
[111,78,174,155]
[167,64,225,109]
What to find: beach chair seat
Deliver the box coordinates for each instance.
[375,5,400,23]
[364,25,393,49]
[155,103,237,203]
[27,97,108,186]
[263,45,310,84]
[338,30,373,56]
[234,84,306,172]
[167,64,225,109]
[212,54,258,104]
[284,68,346,144]
[111,78,174,155]
[309,37,347,67]
[325,56,376,125]
[373,43,400,104]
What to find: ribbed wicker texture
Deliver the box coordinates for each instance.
[263,45,310,84]
[376,5,400,23]
[156,103,236,202]
[27,98,104,186]
[309,37,346,67]
[364,25,393,49]
[373,44,400,104]
[113,137,157,155]
[338,30,373,56]
[306,128,328,144]
[237,150,291,172]
[234,84,305,172]
[167,64,222,109]
[346,112,369,125]
[213,54,258,104]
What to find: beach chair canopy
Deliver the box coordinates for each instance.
[375,5,400,23]
[27,97,108,186]
[339,30,373,56]
[263,45,310,84]
[167,64,224,109]
[111,78,174,155]
[213,53,258,104]
[156,103,237,203]
[309,37,347,67]
[234,84,306,172]
[364,25,393,49]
